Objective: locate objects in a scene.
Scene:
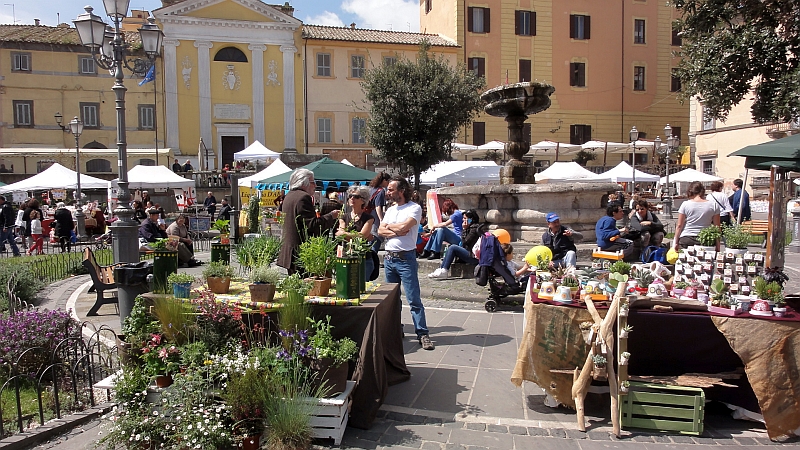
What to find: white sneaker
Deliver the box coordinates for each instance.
[428,268,449,279]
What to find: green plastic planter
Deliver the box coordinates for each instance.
[211,243,230,264]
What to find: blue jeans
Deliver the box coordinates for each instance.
[442,245,476,270]
[363,253,375,281]
[0,228,20,256]
[424,227,461,253]
[384,252,428,337]
[551,250,577,268]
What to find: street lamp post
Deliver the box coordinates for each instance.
[72,1,163,264]
[54,113,87,240]
[629,126,639,194]
[664,124,680,219]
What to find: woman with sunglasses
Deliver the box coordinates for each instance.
[336,185,376,280]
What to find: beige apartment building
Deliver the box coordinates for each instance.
[421,0,689,168]
[690,96,800,199]
[302,25,459,166]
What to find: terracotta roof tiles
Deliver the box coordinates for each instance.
[302,25,457,47]
[0,24,141,46]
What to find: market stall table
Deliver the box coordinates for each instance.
[215,282,410,429]
[511,294,800,439]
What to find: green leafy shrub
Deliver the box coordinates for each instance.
[697,225,722,246]
[0,263,44,312]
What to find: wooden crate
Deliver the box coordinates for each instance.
[621,381,705,435]
[311,380,356,445]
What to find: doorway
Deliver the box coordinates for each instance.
[221,136,245,168]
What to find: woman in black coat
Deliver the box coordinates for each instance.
[53,202,75,253]
[427,209,486,278]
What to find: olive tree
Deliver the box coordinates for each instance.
[361,41,485,189]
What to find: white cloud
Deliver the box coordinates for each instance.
[304,11,345,27]
[341,0,419,32]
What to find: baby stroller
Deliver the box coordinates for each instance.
[474,232,527,312]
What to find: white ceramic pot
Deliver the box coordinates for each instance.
[773,307,787,318]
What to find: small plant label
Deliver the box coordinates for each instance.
[694,264,703,272]
[736,257,744,265]
[748,266,757,274]
[744,253,753,261]
[713,274,722,280]
[687,255,696,263]
[742,285,751,293]
[716,253,725,261]
[724,276,732,283]
[754,253,764,262]
[730,283,740,291]
[705,251,716,259]
[679,252,687,261]
[736,265,744,273]
[724,268,733,276]
[739,276,748,284]
[700,274,710,281]
[716,262,725,270]
[703,263,713,271]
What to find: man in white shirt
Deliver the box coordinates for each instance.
[378,177,434,350]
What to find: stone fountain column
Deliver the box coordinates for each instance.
[481,82,555,184]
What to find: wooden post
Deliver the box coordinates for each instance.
[766,165,788,269]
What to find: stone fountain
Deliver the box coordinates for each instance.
[481,82,555,184]
[436,82,619,242]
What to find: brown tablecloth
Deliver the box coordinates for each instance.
[310,283,410,429]
[512,301,800,439]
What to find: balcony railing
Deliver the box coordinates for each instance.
[181,169,258,187]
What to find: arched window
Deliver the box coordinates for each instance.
[83,140,107,149]
[86,158,112,172]
[138,158,156,166]
[214,46,248,63]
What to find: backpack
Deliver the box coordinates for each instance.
[363,188,382,215]
[641,245,667,264]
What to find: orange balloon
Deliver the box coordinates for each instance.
[491,228,511,244]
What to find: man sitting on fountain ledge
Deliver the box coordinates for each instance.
[542,212,582,268]
[595,203,636,261]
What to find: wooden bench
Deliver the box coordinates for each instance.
[83,248,119,316]
[741,220,768,248]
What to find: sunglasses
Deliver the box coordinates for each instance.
[348,194,361,199]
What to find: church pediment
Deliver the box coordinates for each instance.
[155,0,301,29]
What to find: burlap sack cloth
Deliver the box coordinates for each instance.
[511,301,800,439]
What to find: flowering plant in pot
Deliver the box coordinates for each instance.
[620,351,631,365]
[167,272,195,299]
[308,315,359,397]
[249,265,281,303]
[202,261,235,294]
[141,333,181,386]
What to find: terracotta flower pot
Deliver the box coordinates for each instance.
[249,283,276,302]
[155,374,173,388]
[306,277,332,297]
[207,276,231,294]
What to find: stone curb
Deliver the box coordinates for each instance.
[0,403,113,450]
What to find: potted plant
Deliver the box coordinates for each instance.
[672,281,689,297]
[203,261,235,294]
[633,268,655,294]
[151,237,179,294]
[709,278,727,306]
[249,265,281,303]
[308,315,359,397]
[773,294,787,317]
[608,261,631,276]
[723,224,750,255]
[167,272,195,299]
[226,367,270,450]
[212,219,231,243]
[619,301,629,317]
[560,275,580,296]
[236,235,282,270]
[579,321,595,345]
[620,351,631,365]
[619,324,633,338]
[697,225,722,251]
[297,235,337,297]
[592,353,608,380]
[620,380,631,394]
[141,333,181,386]
[754,276,782,307]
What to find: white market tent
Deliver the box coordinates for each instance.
[0,163,109,193]
[238,159,292,188]
[233,141,280,162]
[535,161,609,183]
[418,161,500,186]
[341,159,354,166]
[659,168,722,185]
[599,161,660,183]
[529,141,582,160]
[115,165,196,189]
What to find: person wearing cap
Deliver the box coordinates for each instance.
[541,212,582,268]
[54,202,74,253]
[0,195,21,256]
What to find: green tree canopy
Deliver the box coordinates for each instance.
[361,41,485,189]
[674,0,800,123]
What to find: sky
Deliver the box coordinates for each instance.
[1,0,421,32]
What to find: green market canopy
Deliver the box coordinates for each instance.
[728,133,800,171]
[256,157,378,191]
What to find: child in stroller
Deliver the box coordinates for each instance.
[474,232,528,312]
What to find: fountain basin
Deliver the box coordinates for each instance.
[435,182,619,242]
[482,82,555,118]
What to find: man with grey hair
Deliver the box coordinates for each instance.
[278,168,340,274]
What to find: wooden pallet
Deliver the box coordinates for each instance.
[621,381,705,435]
[311,380,356,445]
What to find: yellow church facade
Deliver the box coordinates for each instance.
[154,0,303,170]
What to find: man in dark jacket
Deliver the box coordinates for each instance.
[138,209,166,242]
[0,195,20,256]
[53,202,75,253]
[217,198,232,221]
[629,200,665,248]
[542,212,582,268]
[277,168,339,275]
